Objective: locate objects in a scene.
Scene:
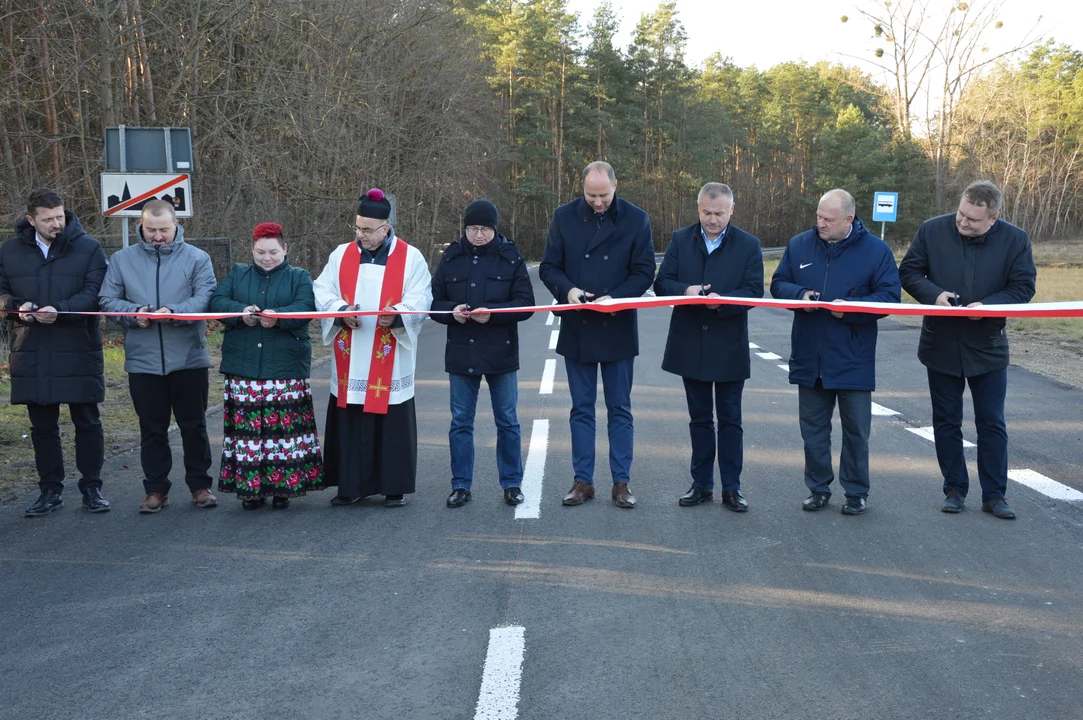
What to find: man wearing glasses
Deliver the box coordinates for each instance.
[313,188,433,508]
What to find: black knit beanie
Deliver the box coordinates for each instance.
[463,199,499,231]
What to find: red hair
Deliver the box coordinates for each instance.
[252,222,284,244]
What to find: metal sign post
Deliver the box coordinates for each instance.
[119,125,128,247]
[872,192,899,242]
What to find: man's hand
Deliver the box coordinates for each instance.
[243,305,261,327]
[830,298,847,319]
[966,301,984,320]
[935,290,957,307]
[802,290,819,312]
[136,305,152,328]
[32,305,58,324]
[152,307,172,318]
[704,292,723,309]
[452,304,470,324]
[685,284,710,297]
[343,304,362,330]
[17,301,36,322]
[377,304,396,328]
[567,288,593,304]
[593,295,617,315]
[471,307,491,324]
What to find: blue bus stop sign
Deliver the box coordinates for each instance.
[872,192,899,222]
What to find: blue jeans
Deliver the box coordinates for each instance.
[798,383,872,499]
[683,378,744,492]
[449,372,523,490]
[565,357,634,485]
[927,367,1008,503]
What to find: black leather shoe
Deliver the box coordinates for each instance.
[721,490,749,512]
[330,495,362,506]
[841,497,867,515]
[941,489,964,513]
[82,487,111,513]
[982,498,1016,519]
[802,492,830,511]
[447,488,472,508]
[504,487,524,505]
[242,498,266,511]
[272,497,290,510]
[678,486,713,507]
[385,494,406,507]
[24,490,63,517]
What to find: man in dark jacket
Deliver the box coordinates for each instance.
[654,182,763,511]
[899,180,1036,519]
[431,200,535,508]
[99,199,218,514]
[0,189,109,516]
[771,189,901,515]
[540,161,656,508]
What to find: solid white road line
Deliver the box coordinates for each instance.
[474,626,526,720]
[516,419,549,520]
[1008,469,1083,501]
[755,351,782,361]
[871,402,901,417]
[539,359,556,395]
[777,364,790,371]
[548,330,558,350]
[906,426,976,448]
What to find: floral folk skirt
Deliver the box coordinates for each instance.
[218,377,325,498]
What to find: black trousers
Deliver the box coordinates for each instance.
[129,369,212,495]
[26,403,104,494]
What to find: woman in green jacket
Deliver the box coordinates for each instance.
[209,223,324,510]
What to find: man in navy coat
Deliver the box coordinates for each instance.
[771,189,901,515]
[654,183,763,511]
[540,162,656,508]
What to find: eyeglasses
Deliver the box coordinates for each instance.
[465,226,493,236]
[351,223,388,238]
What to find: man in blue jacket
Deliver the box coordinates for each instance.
[771,189,901,515]
[540,162,656,508]
[900,181,1036,519]
[654,183,763,511]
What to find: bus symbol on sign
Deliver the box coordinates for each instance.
[872,192,898,223]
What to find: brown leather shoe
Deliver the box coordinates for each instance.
[562,481,595,506]
[138,493,168,514]
[191,489,218,508]
[612,482,636,509]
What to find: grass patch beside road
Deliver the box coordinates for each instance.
[0,321,331,502]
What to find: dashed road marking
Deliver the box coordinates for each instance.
[539,359,556,395]
[1008,469,1083,501]
[516,419,549,520]
[749,343,759,349]
[906,426,976,448]
[474,626,526,720]
[548,330,558,350]
[755,351,782,361]
[871,402,901,417]
[777,364,789,371]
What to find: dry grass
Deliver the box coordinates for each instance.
[0,321,330,501]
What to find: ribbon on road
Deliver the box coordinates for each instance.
[3,295,1083,320]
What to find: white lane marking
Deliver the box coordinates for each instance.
[474,626,526,720]
[871,402,901,417]
[539,359,556,395]
[548,330,558,350]
[516,419,549,520]
[546,300,556,326]
[1008,469,1083,501]
[755,351,782,360]
[749,343,759,349]
[777,364,789,371]
[906,426,976,448]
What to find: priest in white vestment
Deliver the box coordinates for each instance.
[312,188,432,506]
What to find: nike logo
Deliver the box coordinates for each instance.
[799,262,813,269]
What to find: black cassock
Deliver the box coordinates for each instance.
[323,397,417,497]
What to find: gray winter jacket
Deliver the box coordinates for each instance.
[99,224,217,375]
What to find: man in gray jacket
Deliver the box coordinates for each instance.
[99,200,219,513]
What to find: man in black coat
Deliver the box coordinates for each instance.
[654,183,763,511]
[540,161,656,508]
[900,180,1036,519]
[430,199,535,508]
[0,189,109,516]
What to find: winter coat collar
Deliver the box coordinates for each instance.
[136,222,187,255]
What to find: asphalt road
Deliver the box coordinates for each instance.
[2,268,1082,720]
